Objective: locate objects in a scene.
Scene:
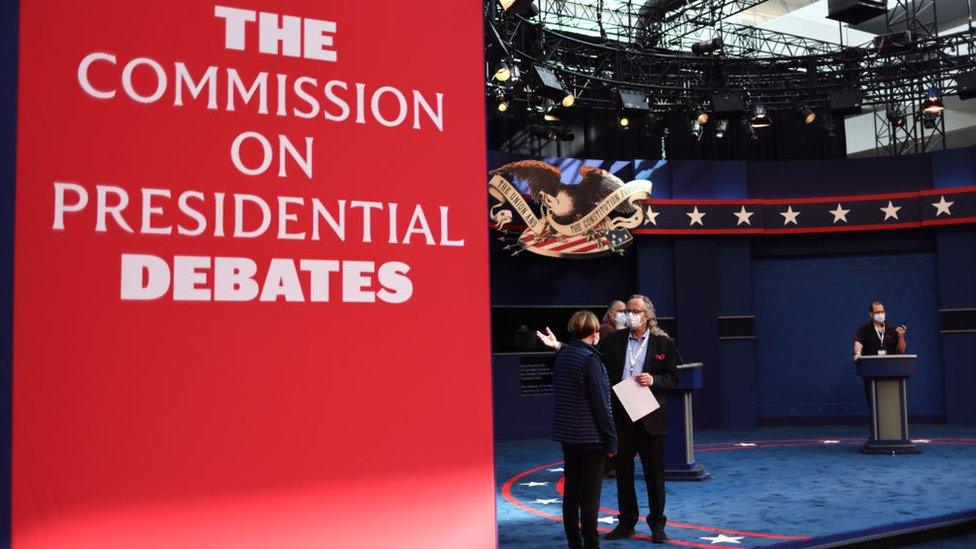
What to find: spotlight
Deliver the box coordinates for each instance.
[691,37,723,56]
[528,123,551,138]
[692,106,709,125]
[742,118,759,141]
[921,86,944,115]
[498,0,538,15]
[643,112,663,136]
[821,112,837,138]
[885,104,906,127]
[715,119,728,139]
[493,88,511,112]
[750,101,772,128]
[541,101,561,122]
[493,60,512,82]
[799,105,816,125]
[552,128,575,141]
[532,65,574,108]
[617,114,631,128]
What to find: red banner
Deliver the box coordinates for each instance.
[14,2,493,547]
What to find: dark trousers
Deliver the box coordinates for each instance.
[562,443,606,549]
[614,421,666,529]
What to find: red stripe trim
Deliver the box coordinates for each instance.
[764,222,920,234]
[500,462,764,547]
[764,189,923,204]
[646,198,766,206]
[921,215,976,227]
[633,228,766,235]
[917,185,976,196]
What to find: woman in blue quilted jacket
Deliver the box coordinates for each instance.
[552,310,617,549]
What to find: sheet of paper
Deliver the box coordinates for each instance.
[612,377,660,422]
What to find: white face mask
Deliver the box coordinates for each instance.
[873,313,885,324]
[613,312,627,328]
[626,312,643,329]
[592,333,600,346]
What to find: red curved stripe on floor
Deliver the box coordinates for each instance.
[503,460,810,543]
[502,437,976,544]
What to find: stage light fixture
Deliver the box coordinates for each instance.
[692,106,709,125]
[618,114,631,128]
[498,0,538,15]
[715,119,728,139]
[921,87,944,115]
[690,120,703,140]
[493,60,512,82]
[821,112,837,138]
[496,93,510,113]
[799,105,816,125]
[922,111,938,129]
[552,128,575,141]
[691,37,723,56]
[885,104,906,127]
[741,118,759,141]
[750,102,771,128]
[532,65,575,109]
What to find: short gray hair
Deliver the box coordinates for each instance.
[628,294,669,337]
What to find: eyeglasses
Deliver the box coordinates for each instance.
[625,309,644,315]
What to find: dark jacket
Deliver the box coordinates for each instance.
[600,329,679,435]
[552,340,618,453]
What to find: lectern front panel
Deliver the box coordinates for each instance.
[875,380,904,440]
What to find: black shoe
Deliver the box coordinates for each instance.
[651,527,668,544]
[604,523,635,540]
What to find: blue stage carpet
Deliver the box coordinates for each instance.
[496,425,976,548]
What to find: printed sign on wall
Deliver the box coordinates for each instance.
[14,2,493,547]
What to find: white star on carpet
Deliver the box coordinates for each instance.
[734,442,757,447]
[645,206,661,226]
[733,206,754,226]
[534,498,560,505]
[880,200,902,220]
[701,534,744,544]
[780,206,800,226]
[519,481,548,487]
[597,516,618,524]
[687,206,706,226]
[547,467,564,472]
[932,196,954,217]
[829,203,851,223]
[822,440,840,444]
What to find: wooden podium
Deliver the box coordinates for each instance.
[856,354,921,455]
[664,363,709,480]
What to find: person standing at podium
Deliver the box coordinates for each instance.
[853,301,907,403]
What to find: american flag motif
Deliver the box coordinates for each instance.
[518,230,629,257]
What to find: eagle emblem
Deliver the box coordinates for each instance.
[488,160,652,258]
